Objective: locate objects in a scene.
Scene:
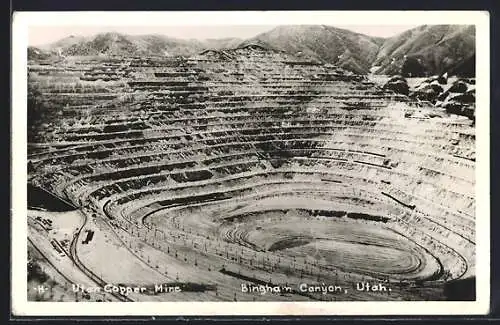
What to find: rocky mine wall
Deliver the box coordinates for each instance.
[27,45,475,300]
[383,74,476,121]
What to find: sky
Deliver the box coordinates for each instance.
[28,25,419,46]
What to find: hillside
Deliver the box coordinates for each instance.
[372,25,475,76]
[33,33,245,59]
[36,32,204,57]
[203,37,243,50]
[29,25,475,76]
[241,25,384,74]
[27,46,54,60]
[447,54,475,78]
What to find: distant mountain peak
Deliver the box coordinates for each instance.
[240,24,384,74]
[28,25,475,77]
[373,24,475,76]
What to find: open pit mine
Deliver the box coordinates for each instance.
[27,44,475,302]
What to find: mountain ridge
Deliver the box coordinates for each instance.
[29,24,475,76]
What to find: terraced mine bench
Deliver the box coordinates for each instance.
[28,44,476,302]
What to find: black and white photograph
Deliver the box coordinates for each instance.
[11,11,490,316]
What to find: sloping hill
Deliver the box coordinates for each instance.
[447,54,475,78]
[29,25,475,77]
[27,46,55,61]
[203,37,243,50]
[241,25,384,74]
[35,33,245,59]
[39,35,88,51]
[373,25,475,76]
[37,32,205,57]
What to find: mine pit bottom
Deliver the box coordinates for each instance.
[215,209,439,280]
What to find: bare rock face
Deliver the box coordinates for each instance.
[410,76,475,120]
[427,74,448,85]
[383,75,409,96]
[443,79,475,107]
[448,80,468,93]
[443,102,475,120]
[410,79,445,104]
[448,92,475,104]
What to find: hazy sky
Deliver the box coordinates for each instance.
[28,25,419,46]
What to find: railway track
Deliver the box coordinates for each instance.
[68,211,134,302]
[31,185,134,302]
